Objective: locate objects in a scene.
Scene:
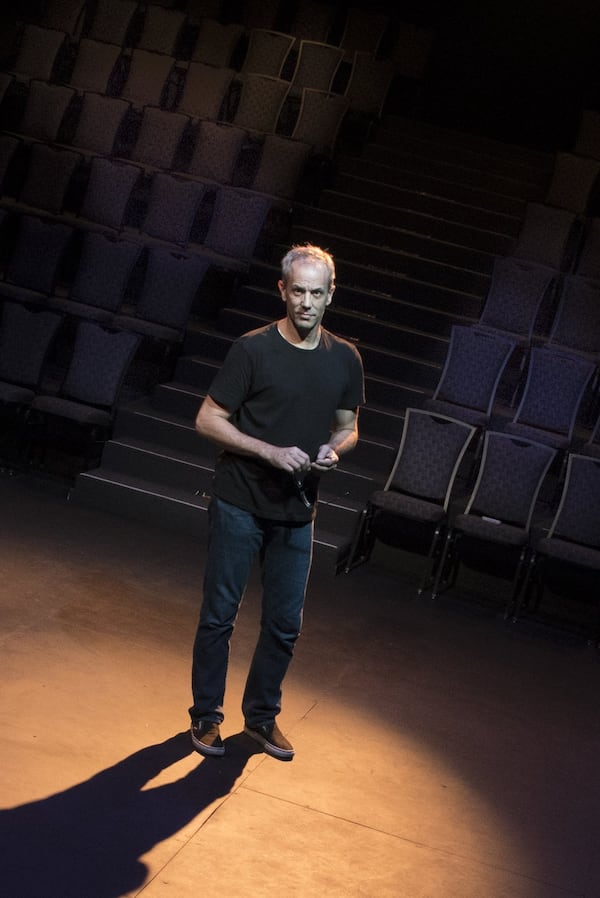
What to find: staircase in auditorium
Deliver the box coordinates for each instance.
[71,114,553,567]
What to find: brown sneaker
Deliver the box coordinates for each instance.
[190,720,225,757]
[244,722,294,761]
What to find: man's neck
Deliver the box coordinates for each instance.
[277,318,320,350]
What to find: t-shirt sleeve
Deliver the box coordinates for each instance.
[339,344,365,410]
[207,339,253,413]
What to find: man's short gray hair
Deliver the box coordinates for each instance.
[280,244,335,290]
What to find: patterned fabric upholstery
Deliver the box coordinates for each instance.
[191,19,244,67]
[511,202,577,270]
[424,325,516,423]
[187,121,246,184]
[251,135,311,199]
[80,158,142,230]
[69,39,122,94]
[343,52,396,117]
[203,186,271,258]
[476,256,555,344]
[137,6,186,55]
[0,135,20,190]
[72,93,131,156]
[434,431,557,608]
[131,107,190,170]
[583,414,600,460]
[115,247,210,339]
[6,215,73,294]
[237,0,280,31]
[141,173,206,245]
[136,248,210,326]
[453,515,529,547]
[62,323,140,407]
[575,217,600,280]
[546,152,600,215]
[186,1,226,26]
[31,321,140,426]
[120,50,175,108]
[339,9,389,61]
[386,408,477,504]
[19,144,81,215]
[177,63,235,121]
[289,1,336,46]
[538,538,600,568]
[240,29,295,78]
[0,302,62,390]
[41,0,87,37]
[574,109,600,160]
[506,347,595,447]
[68,232,142,313]
[465,432,556,527]
[11,25,66,81]
[344,408,476,580]
[547,454,600,548]
[232,74,290,134]
[19,80,76,142]
[288,40,344,98]
[518,454,600,633]
[87,0,138,45]
[548,275,600,357]
[291,88,349,154]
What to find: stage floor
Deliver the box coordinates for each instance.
[1,470,599,898]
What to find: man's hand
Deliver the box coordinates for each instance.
[311,444,339,472]
[266,445,312,474]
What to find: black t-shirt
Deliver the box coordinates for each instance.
[207,322,365,521]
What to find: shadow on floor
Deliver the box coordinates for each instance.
[0,732,262,898]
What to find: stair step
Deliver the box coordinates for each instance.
[72,468,211,536]
[360,144,547,200]
[182,315,441,391]
[378,115,554,171]
[318,190,516,254]
[338,156,531,215]
[113,400,201,455]
[370,130,552,185]
[331,172,522,234]
[235,283,472,340]
[141,377,407,447]
[216,305,450,364]
[289,224,492,294]
[176,354,428,414]
[71,468,359,565]
[101,437,215,493]
[293,205,497,274]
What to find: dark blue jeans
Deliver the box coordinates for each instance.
[190,497,313,729]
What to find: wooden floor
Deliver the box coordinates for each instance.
[1,469,599,898]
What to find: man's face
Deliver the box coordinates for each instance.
[278,260,333,338]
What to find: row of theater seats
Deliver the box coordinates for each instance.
[0,193,225,472]
[0,297,144,474]
[0,81,329,203]
[1,2,424,154]
[0,144,276,266]
[14,1,404,64]
[466,251,600,363]
[344,405,600,642]
[0,211,214,343]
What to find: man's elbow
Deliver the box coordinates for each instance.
[195,404,212,437]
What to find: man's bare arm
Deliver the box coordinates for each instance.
[196,395,311,473]
[312,408,359,471]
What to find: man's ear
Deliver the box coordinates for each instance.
[277,279,286,300]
